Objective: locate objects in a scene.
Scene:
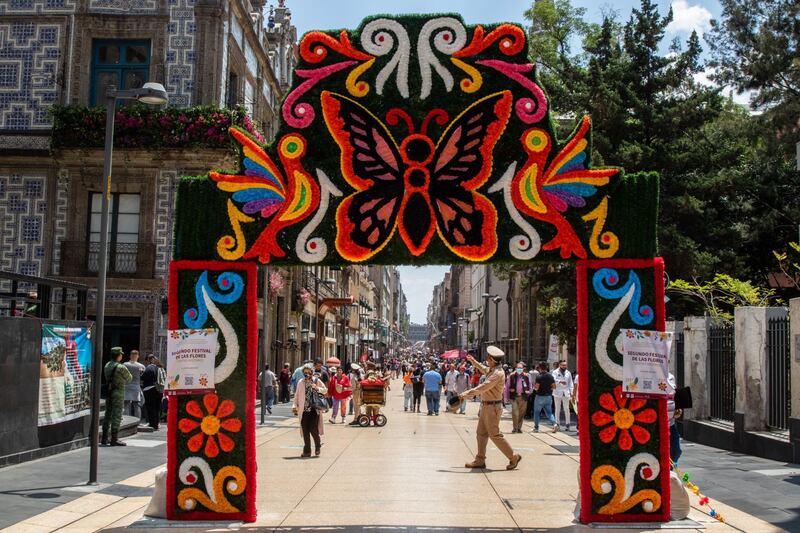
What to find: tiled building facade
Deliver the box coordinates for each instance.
[0,0,296,356]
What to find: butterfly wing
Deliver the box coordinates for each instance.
[428,90,513,261]
[321,91,404,262]
[210,128,287,219]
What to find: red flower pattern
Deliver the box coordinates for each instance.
[591,385,657,450]
[178,393,242,458]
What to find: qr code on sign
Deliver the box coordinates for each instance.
[643,380,652,390]
[184,376,194,386]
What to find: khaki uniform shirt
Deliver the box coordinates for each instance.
[463,361,505,402]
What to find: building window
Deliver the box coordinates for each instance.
[90,40,151,106]
[87,193,140,273]
[227,72,240,108]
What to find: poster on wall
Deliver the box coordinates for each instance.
[166,328,218,395]
[39,324,93,426]
[621,329,673,398]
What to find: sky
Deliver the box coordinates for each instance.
[291,1,723,45]
[397,266,450,324]
[289,0,727,324]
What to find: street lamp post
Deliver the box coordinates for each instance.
[481,292,497,357]
[90,82,168,485]
[493,295,502,345]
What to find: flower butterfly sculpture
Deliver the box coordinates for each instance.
[591,385,658,451]
[321,89,513,262]
[179,393,242,458]
[210,129,320,263]
[511,116,619,259]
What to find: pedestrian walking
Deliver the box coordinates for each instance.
[525,363,539,419]
[411,365,424,413]
[453,365,470,414]
[532,362,558,432]
[459,347,522,470]
[423,364,443,415]
[444,364,459,405]
[279,363,291,403]
[141,355,164,430]
[402,369,413,411]
[504,361,532,433]
[102,347,132,446]
[552,360,574,431]
[329,366,352,423]
[123,349,145,421]
[292,364,327,457]
[258,364,277,414]
[349,364,365,422]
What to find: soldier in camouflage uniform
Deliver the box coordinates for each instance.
[102,347,132,446]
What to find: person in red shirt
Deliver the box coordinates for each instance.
[328,366,352,424]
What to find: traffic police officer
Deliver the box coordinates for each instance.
[459,346,522,470]
[102,346,132,446]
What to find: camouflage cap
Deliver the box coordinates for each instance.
[110,346,124,355]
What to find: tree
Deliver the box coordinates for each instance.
[667,274,780,321]
[707,0,800,149]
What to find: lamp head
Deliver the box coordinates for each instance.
[136,82,169,105]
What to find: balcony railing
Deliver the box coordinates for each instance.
[60,240,155,279]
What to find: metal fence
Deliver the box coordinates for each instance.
[767,316,791,431]
[675,329,685,389]
[708,323,735,422]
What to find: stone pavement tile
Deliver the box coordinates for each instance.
[0,523,54,533]
[53,496,150,531]
[116,465,164,488]
[15,508,85,529]
[56,492,122,514]
[279,510,519,528]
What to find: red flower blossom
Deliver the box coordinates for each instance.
[591,385,657,450]
[178,393,241,458]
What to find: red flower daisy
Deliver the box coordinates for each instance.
[178,393,242,458]
[591,385,657,450]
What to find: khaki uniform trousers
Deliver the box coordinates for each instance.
[511,395,528,431]
[475,402,514,462]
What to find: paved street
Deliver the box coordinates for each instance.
[1,389,797,532]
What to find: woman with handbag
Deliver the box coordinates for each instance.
[292,364,328,457]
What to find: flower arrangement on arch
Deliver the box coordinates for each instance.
[591,385,657,450]
[178,393,242,458]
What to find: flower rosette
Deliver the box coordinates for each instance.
[179,393,242,458]
[592,385,657,451]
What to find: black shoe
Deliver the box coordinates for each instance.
[267,407,272,414]
[110,440,127,446]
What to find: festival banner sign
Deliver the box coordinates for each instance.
[39,324,93,426]
[166,328,218,395]
[621,329,672,398]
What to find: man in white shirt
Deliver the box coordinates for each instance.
[444,364,459,404]
[552,359,574,431]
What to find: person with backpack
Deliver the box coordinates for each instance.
[142,355,165,430]
[102,347,132,445]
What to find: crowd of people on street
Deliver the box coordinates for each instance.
[106,343,683,469]
[261,348,584,460]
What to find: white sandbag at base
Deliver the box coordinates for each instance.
[670,470,691,520]
[144,467,167,518]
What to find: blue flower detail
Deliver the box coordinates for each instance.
[183,271,245,328]
[592,268,653,326]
